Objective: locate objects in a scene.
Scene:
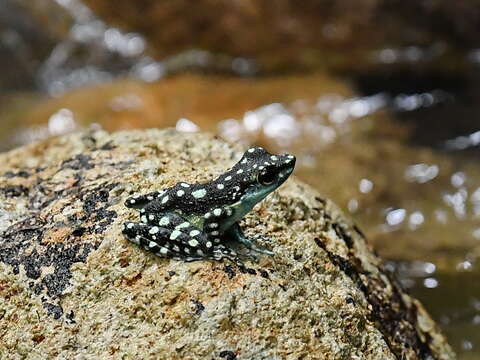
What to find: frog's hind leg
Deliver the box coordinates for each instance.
[122,222,175,258]
[123,219,216,262]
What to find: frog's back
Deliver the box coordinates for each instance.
[144,180,241,215]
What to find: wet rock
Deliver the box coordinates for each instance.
[82,0,480,74]
[2,73,350,149]
[0,0,72,91]
[0,129,453,359]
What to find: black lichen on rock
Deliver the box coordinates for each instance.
[0,145,120,320]
[61,154,94,170]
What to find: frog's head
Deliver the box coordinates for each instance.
[243,146,295,190]
[219,146,295,211]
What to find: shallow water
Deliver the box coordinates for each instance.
[1,0,479,357]
[397,264,480,359]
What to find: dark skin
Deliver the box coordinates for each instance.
[122,147,296,266]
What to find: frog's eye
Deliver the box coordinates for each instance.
[258,168,276,185]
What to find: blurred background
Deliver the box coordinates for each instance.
[0,0,479,357]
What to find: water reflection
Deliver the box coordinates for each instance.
[12,107,78,145]
[37,0,258,94]
[175,118,199,133]
[445,130,480,150]
[48,108,76,135]
[373,44,446,65]
[404,163,439,183]
[391,260,479,358]
[385,208,407,227]
[359,178,373,193]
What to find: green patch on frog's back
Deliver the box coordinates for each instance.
[183,213,205,229]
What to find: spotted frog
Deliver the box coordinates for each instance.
[122,147,296,266]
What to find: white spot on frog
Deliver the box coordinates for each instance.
[188,239,199,247]
[190,230,200,237]
[176,222,190,229]
[159,216,169,226]
[149,226,159,234]
[192,189,207,198]
[160,247,169,255]
[170,230,181,240]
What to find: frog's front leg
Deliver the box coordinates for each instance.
[225,223,274,256]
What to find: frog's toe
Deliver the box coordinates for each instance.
[251,246,274,256]
[241,237,274,256]
[122,221,142,241]
[213,246,246,268]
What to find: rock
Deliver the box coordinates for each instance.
[0,129,453,359]
[81,0,480,74]
[0,0,72,91]
[1,73,350,149]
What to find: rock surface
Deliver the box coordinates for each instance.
[0,129,454,359]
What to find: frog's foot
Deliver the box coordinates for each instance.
[123,222,175,258]
[213,245,247,269]
[239,234,274,256]
[225,224,274,256]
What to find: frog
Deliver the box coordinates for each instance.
[122,146,296,267]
